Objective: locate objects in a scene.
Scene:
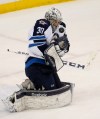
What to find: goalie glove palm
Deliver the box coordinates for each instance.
[52,33,70,52]
[57,34,70,51]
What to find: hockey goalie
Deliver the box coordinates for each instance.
[3,7,74,112]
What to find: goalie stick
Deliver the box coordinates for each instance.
[7,48,99,70]
[7,48,86,70]
[63,50,99,69]
[7,48,98,69]
[63,60,85,69]
[7,49,29,55]
[86,51,98,67]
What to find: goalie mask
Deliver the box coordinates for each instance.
[45,7,62,29]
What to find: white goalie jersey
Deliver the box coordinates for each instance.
[25,19,66,69]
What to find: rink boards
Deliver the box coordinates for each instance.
[0,0,74,14]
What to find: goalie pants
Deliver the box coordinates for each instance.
[25,63,62,90]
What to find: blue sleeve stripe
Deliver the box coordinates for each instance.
[29,42,46,47]
[29,35,46,40]
[25,58,45,68]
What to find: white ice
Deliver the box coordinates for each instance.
[0,0,100,118]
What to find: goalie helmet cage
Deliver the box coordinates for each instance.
[10,82,74,112]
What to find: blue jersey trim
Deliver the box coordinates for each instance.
[25,58,45,68]
[29,42,46,47]
[29,35,46,40]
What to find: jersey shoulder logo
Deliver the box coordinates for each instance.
[39,20,47,25]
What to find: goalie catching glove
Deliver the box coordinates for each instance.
[51,33,70,57]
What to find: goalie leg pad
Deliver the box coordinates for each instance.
[8,82,74,112]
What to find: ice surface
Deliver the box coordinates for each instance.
[0,0,100,119]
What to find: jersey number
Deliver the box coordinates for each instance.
[37,27,44,34]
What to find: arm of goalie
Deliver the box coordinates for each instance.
[44,44,64,72]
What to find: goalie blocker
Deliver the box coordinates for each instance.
[5,82,74,112]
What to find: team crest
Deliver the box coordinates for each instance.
[39,20,47,25]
